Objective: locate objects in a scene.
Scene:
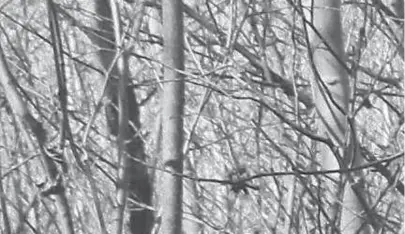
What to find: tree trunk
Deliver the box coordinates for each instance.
[304,0,372,233]
[0,42,75,234]
[159,0,185,233]
[90,1,153,233]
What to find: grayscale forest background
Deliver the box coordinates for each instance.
[0,0,403,233]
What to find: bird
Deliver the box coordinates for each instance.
[228,167,259,194]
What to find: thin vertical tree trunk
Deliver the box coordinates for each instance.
[304,0,372,232]
[0,42,75,234]
[89,1,153,233]
[159,0,185,233]
[108,1,131,233]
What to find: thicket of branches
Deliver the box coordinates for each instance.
[0,0,403,233]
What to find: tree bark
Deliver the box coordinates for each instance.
[304,0,372,233]
[89,1,153,233]
[0,42,75,234]
[159,0,185,233]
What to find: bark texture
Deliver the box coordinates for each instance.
[0,42,75,234]
[90,1,153,233]
[159,0,185,233]
[305,0,372,232]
